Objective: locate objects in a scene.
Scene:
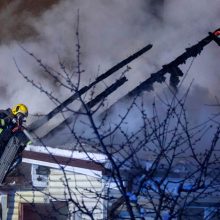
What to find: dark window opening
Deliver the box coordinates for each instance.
[19,202,68,220]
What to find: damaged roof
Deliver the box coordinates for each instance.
[27,30,220,148]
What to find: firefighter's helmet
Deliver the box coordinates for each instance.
[12,104,28,117]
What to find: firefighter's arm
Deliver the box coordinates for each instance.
[0,117,13,126]
[0,113,21,133]
[0,110,13,127]
[0,116,11,134]
[11,120,24,133]
[0,115,11,129]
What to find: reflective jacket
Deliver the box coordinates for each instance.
[0,108,15,143]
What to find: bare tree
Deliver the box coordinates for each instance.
[12,24,220,220]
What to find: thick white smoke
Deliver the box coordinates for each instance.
[0,0,219,125]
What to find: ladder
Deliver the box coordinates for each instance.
[0,129,31,184]
[0,136,21,183]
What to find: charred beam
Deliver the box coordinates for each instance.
[41,77,128,140]
[86,77,127,109]
[94,44,152,84]
[29,44,153,132]
[127,30,219,97]
[169,66,184,90]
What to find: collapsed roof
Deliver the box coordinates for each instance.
[28,29,220,148]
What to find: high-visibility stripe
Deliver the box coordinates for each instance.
[0,119,5,126]
[0,128,3,134]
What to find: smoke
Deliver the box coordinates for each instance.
[0,0,219,129]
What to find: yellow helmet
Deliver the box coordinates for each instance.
[12,104,28,117]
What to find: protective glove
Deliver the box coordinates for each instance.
[12,125,24,133]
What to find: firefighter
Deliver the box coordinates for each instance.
[0,104,28,156]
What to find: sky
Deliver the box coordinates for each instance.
[0,0,219,127]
